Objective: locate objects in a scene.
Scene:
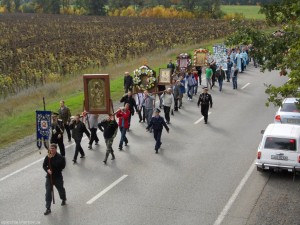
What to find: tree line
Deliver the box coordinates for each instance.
[0,0,225,18]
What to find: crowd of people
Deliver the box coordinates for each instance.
[44,46,253,215]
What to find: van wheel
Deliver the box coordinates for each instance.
[257,166,264,172]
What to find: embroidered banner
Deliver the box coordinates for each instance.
[36,110,52,149]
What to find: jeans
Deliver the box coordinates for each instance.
[226,71,231,81]
[232,76,237,89]
[206,78,212,89]
[119,127,128,148]
[187,85,193,99]
[218,80,223,91]
[145,108,153,126]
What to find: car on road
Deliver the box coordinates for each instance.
[274,98,300,124]
[256,123,300,173]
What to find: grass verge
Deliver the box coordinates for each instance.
[0,38,224,149]
[221,5,265,20]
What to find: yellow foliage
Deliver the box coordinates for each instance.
[0,6,7,13]
[223,13,245,20]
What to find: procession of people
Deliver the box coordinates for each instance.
[44,45,251,215]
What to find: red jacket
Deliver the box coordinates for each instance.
[116,109,130,129]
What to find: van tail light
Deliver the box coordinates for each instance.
[257,151,261,159]
[298,155,300,163]
[275,115,281,122]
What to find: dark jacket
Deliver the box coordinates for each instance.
[43,153,66,179]
[197,93,213,107]
[120,95,137,115]
[58,106,71,124]
[50,121,64,143]
[124,75,133,88]
[98,119,118,139]
[69,120,90,141]
[146,116,169,131]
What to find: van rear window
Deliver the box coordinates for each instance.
[264,137,296,151]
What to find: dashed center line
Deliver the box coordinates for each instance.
[194,112,212,124]
[241,83,250,90]
[86,175,128,204]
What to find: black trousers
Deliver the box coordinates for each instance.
[153,129,162,151]
[89,128,99,145]
[201,104,209,122]
[74,139,85,160]
[174,98,179,110]
[163,106,171,123]
[45,176,66,209]
[64,124,71,141]
[57,138,65,156]
[138,106,145,122]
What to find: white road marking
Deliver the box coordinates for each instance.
[213,160,256,225]
[241,83,250,90]
[0,138,79,183]
[86,174,128,204]
[194,112,212,124]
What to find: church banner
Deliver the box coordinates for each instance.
[36,110,51,149]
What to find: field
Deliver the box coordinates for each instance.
[0,14,266,149]
[221,5,265,20]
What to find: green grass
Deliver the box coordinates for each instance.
[221,5,265,20]
[0,39,221,149]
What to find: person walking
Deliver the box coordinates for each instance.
[87,114,99,150]
[197,87,213,124]
[167,59,175,75]
[98,114,118,164]
[205,64,213,89]
[43,143,67,215]
[160,88,174,124]
[50,113,65,157]
[120,91,138,131]
[216,65,225,92]
[116,103,130,150]
[186,72,195,100]
[124,72,133,93]
[146,108,169,154]
[58,100,72,142]
[69,114,90,163]
[136,92,145,122]
[195,66,202,85]
[141,90,155,130]
[173,80,181,111]
[231,64,239,89]
[226,57,233,82]
[179,75,185,108]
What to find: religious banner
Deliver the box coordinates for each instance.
[193,49,209,66]
[176,53,192,72]
[36,110,51,149]
[158,68,172,85]
[133,65,156,92]
[83,74,111,114]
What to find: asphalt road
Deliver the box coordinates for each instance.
[1,65,297,225]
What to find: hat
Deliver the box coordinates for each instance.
[52,112,59,117]
[155,108,161,113]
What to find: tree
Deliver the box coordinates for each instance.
[87,0,107,15]
[225,0,300,106]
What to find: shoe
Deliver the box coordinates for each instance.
[139,120,142,123]
[61,200,66,206]
[44,208,51,215]
[155,150,158,154]
[88,145,92,150]
[103,160,107,164]
[72,159,77,164]
[95,142,99,145]
[125,141,128,146]
[119,146,123,151]
[111,155,115,160]
[80,155,85,158]
[166,121,170,124]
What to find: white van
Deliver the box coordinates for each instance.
[256,123,300,172]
